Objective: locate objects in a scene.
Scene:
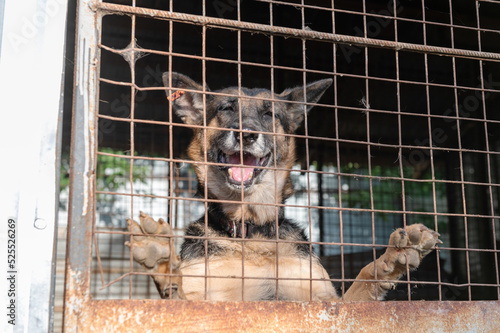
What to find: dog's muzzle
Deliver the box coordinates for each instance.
[218,151,270,186]
[217,126,272,187]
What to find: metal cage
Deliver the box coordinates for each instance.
[64,0,500,331]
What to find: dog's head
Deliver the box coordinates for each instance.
[163,72,331,204]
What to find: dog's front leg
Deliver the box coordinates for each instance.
[344,224,441,301]
[125,211,185,299]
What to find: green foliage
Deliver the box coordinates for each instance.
[59,148,151,193]
[95,148,152,227]
[58,148,151,217]
[333,163,447,228]
[59,153,70,192]
[96,148,150,193]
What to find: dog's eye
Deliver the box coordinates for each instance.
[218,104,234,112]
[263,111,277,120]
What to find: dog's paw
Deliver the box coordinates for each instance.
[344,224,442,301]
[384,223,442,272]
[126,212,184,299]
[125,211,179,269]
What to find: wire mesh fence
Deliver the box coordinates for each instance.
[77,0,500,305]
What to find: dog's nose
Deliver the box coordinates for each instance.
[232,127,258,143]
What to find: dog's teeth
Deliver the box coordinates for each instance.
[249,171,253,179]
[228,168,233,178]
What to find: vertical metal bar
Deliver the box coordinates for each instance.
[167,0,176,301]
[94,227,106,287]
[90,0,103,301]
[331,0,346,300]
[129,4,137,238]
[317,153,325,258]
[174,168,180,230]
[236,0,246,301]
[448,0,472,301]
[421,0,443,301]
[299,0,314,301]
[269,0,280,302]
[360,0,379,299]
[393,0,412,300]
[127,0,138,300]
[475,0,500,300]
[63,0,101,330]
[201,0,209,301]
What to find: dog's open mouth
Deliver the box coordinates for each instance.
[219,151,270,186]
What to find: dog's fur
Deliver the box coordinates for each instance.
[126,72,441,301]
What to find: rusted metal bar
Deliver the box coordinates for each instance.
[93,225,500,257]
[70,300,500,332]
[63,0,101,331]
[98,43,500,95]
[92,1,500,62]
[260,0,499,36]
[93,149,500,189]
[94,113,500,160]
[92,186,499,221]
[475,0,500,300]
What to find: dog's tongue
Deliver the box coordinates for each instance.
[228,154,256,182]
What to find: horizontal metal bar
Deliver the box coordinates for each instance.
[99,43,500,95]
[96,114,500,161]
[99,45,500,99]
[99,269,500,294]
[96,150,499,187]
[95,189,500,221]
[257,0,500,36]
[93,2,500,62]
[72,300,500,332]
[95,227,500,259]
[98,232,500,257]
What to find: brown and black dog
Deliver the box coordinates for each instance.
[126,72,441,301]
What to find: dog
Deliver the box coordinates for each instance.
[126,72,441,301]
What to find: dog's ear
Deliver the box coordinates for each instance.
[162,72,210,126]
[280,78,332,132]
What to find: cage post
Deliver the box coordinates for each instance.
[63,0,101,331]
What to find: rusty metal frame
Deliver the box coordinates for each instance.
[96,1,500,61]
[64,0,500,331]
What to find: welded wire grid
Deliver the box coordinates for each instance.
[90,0,500,302]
